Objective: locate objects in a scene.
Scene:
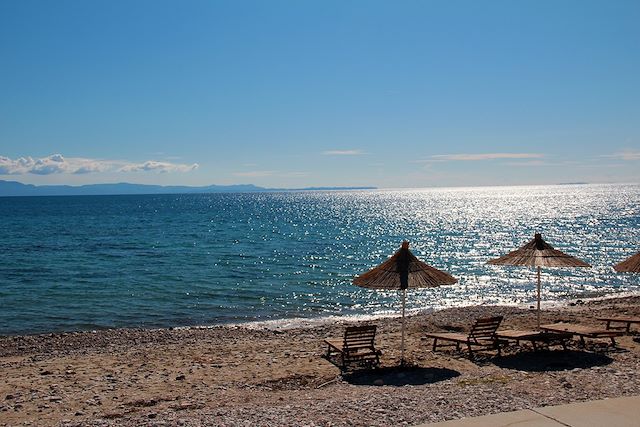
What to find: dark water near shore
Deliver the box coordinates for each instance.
[0,184,639,335]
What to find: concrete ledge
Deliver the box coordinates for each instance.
[418,395,640,427]
[421,409,559,426]
[537,396,640,427]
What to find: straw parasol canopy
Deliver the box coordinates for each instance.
[614,251,640,273]
[487,233,590,328]
[354,241,457,363]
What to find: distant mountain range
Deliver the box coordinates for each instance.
[0,180,376,197]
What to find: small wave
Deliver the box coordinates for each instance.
[201,288,640,332]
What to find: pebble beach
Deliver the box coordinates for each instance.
[2,295,640,426]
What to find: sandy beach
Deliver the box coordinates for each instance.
[2,295,640,427]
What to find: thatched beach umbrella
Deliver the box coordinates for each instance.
[487,233,591,329]
[354,241,457,363]
[614,251,640,273]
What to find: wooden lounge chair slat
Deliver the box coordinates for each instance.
[540,322,624,346]
[597,317,640,334]
[496,329,574,350]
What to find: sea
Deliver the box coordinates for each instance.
[0,183,639,336]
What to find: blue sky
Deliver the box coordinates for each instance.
[1,1,638,188]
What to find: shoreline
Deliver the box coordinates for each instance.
[4,288,640,338]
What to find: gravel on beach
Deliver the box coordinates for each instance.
[2,296,640,427]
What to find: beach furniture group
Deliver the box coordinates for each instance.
[321,240,639,370]
[323,313,635,370]
[425,316,629,357]
[352,240,457,365]
[423,316,624,358]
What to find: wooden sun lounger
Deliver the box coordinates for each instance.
[540,322,624,346]
[597,316,640,334]
[324,325,381,370]
[495,329,574,351]
[425,316,503,358]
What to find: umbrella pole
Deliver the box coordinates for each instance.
[401,288,406,365]
[537,266,541,330]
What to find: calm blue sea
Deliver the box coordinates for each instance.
[0,184,639,335]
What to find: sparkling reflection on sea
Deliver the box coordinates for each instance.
[0,184,638,334]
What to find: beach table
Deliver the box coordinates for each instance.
[540,322,624,346]
[597,316,640,334]
[495,330,574,351]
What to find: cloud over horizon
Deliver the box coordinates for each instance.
[119,160,199,173]
[0,154,199,175]
[604,150,640,161]
[429,153,544,161]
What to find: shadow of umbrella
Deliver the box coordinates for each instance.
[354,241,457,365]
[493,350,613,372]
[342,366,460,386]
[487,233,590,329]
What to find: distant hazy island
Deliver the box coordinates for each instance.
[0,180,376,197]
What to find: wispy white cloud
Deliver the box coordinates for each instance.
[429,153,544,161]
[504,160,549,167]
[604,150,640,161]
[323,149,364,156]
[506,160,584,167]
[0,154,198,175]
